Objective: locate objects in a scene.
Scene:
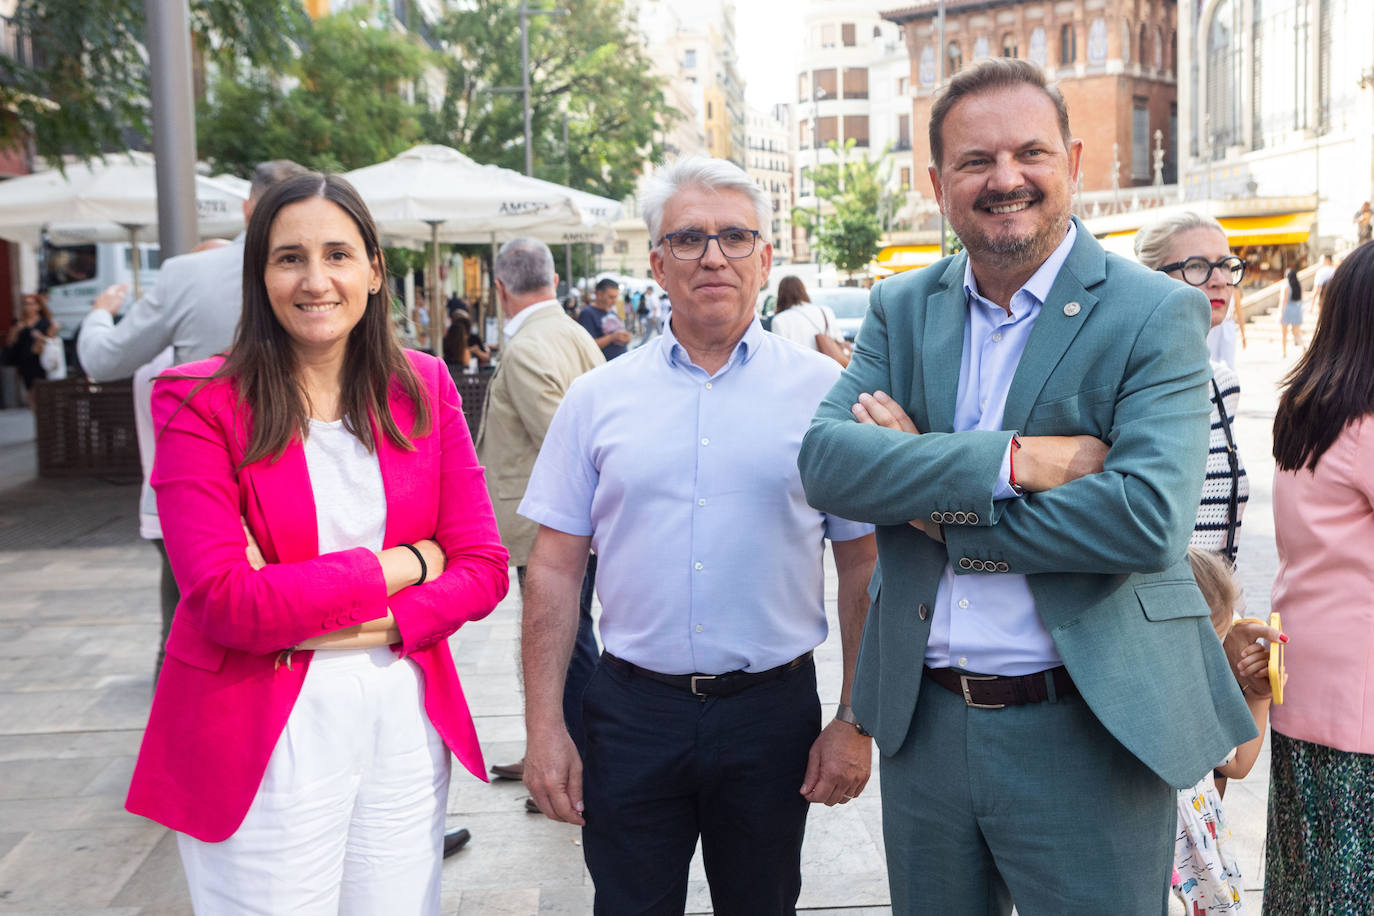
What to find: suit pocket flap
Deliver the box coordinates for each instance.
[164,620,228,672]
[1136,581,1208,621]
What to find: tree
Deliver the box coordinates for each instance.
[423,0,671,201]
[794,140,897,279]
[197,12,433,174]
[0,0,307,165]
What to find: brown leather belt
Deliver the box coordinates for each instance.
[602,651,812,698]
[923,665,1077,709]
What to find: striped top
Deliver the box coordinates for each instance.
[1190,361,1248,558]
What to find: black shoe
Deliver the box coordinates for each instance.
[442,827,471,858]
[524,797,540,814]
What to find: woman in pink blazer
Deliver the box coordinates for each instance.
[1267,242,1374,912]
[125,172,508,914]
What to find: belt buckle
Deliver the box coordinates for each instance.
[690,674,717,696]
[959,673,1005,709]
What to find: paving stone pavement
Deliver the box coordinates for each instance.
[0,304,1306,914]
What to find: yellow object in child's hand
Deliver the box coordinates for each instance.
[1268,612,1284,705]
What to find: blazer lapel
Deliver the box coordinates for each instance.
[1001,222,1107,432]
[920,254,968,433]
[240,442,319,564]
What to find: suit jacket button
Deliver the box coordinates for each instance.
[996,561,1010,573]
[967,512,980,524]
[959,557,973,570]
[930,510,942,523]
[917,603,929,621]
[975,559,990,572]
[953,511,968,524]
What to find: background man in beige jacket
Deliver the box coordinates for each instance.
[475,238,605,786]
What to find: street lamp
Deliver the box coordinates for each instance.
[812,86,826,277]
[520,0,570,176]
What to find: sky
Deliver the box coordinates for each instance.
[734,0,807,110]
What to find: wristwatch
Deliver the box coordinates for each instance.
[834,703,872,737]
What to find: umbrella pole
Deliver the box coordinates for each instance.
[491,233,501,351]
[428,221,443,357]
[126,225,143,299]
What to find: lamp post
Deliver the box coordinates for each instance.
[519,0,569,177]
[937,0,947,257]
[811,85,826,278]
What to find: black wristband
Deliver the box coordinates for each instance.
[400,542,427,586]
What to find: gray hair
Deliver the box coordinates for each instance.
[249,160,309,201]
[641,156,771,247]
[1134,211,1228,269]
[494,238,556,295]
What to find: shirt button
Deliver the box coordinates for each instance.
[958,598,969,609]
[698,498,706,506]
[992,332,1003,342]
[694,562,703,570]
[705,382,713,390]
[695,624,703,632]
[701,437,710,446]
[958,656,968,667]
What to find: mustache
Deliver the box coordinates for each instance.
[975,189,1041,210]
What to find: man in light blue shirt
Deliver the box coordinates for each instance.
[519,157,876,915]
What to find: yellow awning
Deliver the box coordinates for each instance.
[875,244,941,273]
[1218,212,1315,247]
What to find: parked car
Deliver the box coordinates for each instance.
[810,287,872,341]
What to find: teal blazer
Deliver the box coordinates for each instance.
[797,222,1255,789]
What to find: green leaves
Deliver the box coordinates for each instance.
[795,140,899,277]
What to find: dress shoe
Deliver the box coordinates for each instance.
[524,797,541,814]
[490,759,524,781]
[442,827,471,858]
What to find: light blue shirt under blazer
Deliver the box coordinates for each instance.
[519,317,872,676]
[927,222,1077,676]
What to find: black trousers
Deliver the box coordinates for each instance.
[580,654,819,916]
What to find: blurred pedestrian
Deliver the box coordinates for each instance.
[1266,240,1374,912]
[1278,266,1304,358]
[78,160,307,684]
[1354,201,1372,245]
[4,292,60,407]
[520,157,876,914]
[1311,252,1335,314]
[768,275,849,363]
[798,58,1254,914]
[1136,212,1249,563]
[577,278,631,360]
[125,172,508,913]
[476,238,605,790]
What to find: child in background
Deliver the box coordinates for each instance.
[1172,548,1283,914]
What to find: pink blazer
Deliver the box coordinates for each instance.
[126,350,509,842]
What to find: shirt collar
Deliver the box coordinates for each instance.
[503,298,560,338]
[660,313,765,372]
[963,220,1078,312]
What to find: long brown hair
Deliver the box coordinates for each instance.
[1273,243,1374,471]
[775,275,810,313]
[221,172,430,465]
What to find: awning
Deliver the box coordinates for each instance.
[875,244,941,273]
[1218,212,1314,247]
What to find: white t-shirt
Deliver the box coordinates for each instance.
[303,419,387,554]
[769,302,844,352]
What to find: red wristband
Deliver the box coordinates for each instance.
[1008,433,1025,495]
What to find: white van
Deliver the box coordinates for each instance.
[43,241,161,339]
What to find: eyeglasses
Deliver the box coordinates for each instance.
[1157,255,1247,287]
[659,229,760,261]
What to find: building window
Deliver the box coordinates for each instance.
[798,72,809,102]
[900,166,912,190]
[844,115,870,147]
[684,49,696,68]
[843,67,869,99]
[814,68,837,99]
[947,42,962,75]
[842,23,856,47]
[1029,27,1047,68]
[1121,21,1131,63]
[821,23,836,47]
[817,116,838,145]
[1204,0,1241,157]
[1059,24,1077,65]
[897,113,911,150]
[1140,24,1149,67]
[614,240,629,254]
[707,101,713,119]
[1002,32,1018,57]
[1132,97,1150,180]
[897,76,909,95]
[799,120,810,149]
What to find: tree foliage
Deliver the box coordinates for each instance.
[794,140,898,277]
[424,0,670,201]
[0,0,307,164]
[198,13,432,174]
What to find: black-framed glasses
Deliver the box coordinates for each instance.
[659,228,760,261]
[1157,255,1247,287]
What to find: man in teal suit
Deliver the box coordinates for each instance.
[797,58,1255,914]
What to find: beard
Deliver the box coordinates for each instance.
[946,187,1070,270]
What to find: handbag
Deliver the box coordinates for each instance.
[39,335,67,381]
[806,306,853,367]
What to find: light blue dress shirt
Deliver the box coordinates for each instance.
[926,222,1078,676]
[519,318,872,675]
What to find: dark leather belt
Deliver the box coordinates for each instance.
[602,651,812,698]
[923,664,1077,709]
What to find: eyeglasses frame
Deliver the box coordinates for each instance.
[1157,255,1247,288]
[658,229,762,262]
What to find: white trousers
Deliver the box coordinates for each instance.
[178,646,451,915]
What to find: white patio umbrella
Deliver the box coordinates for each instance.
[0,151,248,295]
[343,145,622,353]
